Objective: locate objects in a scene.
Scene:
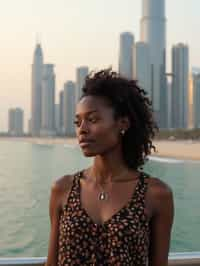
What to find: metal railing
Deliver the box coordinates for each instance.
[0,252,200,266]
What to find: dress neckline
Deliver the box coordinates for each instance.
[76,170,144,227]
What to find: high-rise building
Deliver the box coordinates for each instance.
[8,108,24,136]
[31,43,43,136]
[188,74,194,129]
[40,64,56,136]
[28,119,32,135]
[171,44,189,129]
[166,80,172,129]
[192,73,200,128]
[140,0,166,126]
[8,109,15,135]
[63,81,76,136]
[76,66,89,104]
[59,90,64,134]
[55,103,60,135]
[119,32,134,79]
[133,42,151,98]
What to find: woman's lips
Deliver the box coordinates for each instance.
[79,140,94,147]
[79,142,92,147]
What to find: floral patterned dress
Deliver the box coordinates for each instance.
[58,170,150,266]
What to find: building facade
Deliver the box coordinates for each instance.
[59,90,64,135]
[31,43,43,136]
[55,104,60,135]
[63,81,76,136]
[140,0,166,127]
[171,44,189,129]
[119,32,134,79]
[40,64,56,136]
[8,108,24,136]
[193,73,200,128]
[76,66,89,104]
[133,42,151,98]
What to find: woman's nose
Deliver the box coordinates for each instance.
[78,120,89,133]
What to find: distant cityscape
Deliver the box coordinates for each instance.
[5,0,200,137]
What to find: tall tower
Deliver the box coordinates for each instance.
[31,43,43,136]
[8,108,24,136]
[119,32,134,79]
[63,81,76,136]
[40,64,56,136]
[140,0,166,126]
[133,42,151,98]
[171,44,189,129]
[76,66,89,104]
[192,73,200,128]
[59,90,64,134]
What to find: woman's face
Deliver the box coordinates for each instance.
[75,95,123,157]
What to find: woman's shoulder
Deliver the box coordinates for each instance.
[51,171,79,194]
[49,171,80,211]
[145,174,173,210]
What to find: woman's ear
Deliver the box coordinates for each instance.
[118,116,130,131]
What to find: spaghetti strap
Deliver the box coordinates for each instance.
[62,171,81,211]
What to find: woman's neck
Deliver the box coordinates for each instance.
[88,155,136,185]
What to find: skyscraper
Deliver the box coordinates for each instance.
[192,73,200,128]
[63,81,76,136]
[8,108,24,136]
[171,44,189,129]
[133,42,151,98]
[31,43,43,136]
[40,64,56,136]
[119,32,134,79]
[140,0,166,126]
[166,80,172,129]
[8,109,15,135]
[55,104,60,135]
[188,74,194,129]
[59,90,64,134]
[76,66,89,104]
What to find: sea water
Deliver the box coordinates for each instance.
[0,140,199,257]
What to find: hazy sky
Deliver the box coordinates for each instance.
[0,0,199,131]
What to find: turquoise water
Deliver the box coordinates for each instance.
[0,140,200,257]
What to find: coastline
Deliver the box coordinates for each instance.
[0,137,200,161]
[152,140,200,162]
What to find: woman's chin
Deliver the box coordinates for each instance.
[80,147,98,157]
[82,151,96,157]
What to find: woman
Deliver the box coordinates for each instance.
[46,69,174,266]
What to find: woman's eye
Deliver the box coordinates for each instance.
[73,118,98,127]
[73,120,80,126]
[88,117,97,123]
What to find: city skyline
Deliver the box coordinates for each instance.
[0,0,199,131]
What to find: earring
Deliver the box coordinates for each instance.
[121,129,125,136]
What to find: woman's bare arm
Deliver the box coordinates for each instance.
[148,178,174,266]
[45,176,73,266]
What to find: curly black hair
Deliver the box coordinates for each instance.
[81,68,158,170]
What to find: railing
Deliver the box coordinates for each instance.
[169,252,200,265]
[0,252,200,266]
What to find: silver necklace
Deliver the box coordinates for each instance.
[91,168,130,201]
[97,181,113,201]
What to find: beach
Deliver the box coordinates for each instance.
[152,140,200,161]
[0,137,200,161]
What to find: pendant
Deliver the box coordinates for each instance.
[98,191,108,201]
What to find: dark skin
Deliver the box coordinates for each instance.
[45,95,174,266]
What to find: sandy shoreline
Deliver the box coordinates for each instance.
[0,137,200,161]
[152,140,200,161]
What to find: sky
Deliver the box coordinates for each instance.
[0,0,199,131]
